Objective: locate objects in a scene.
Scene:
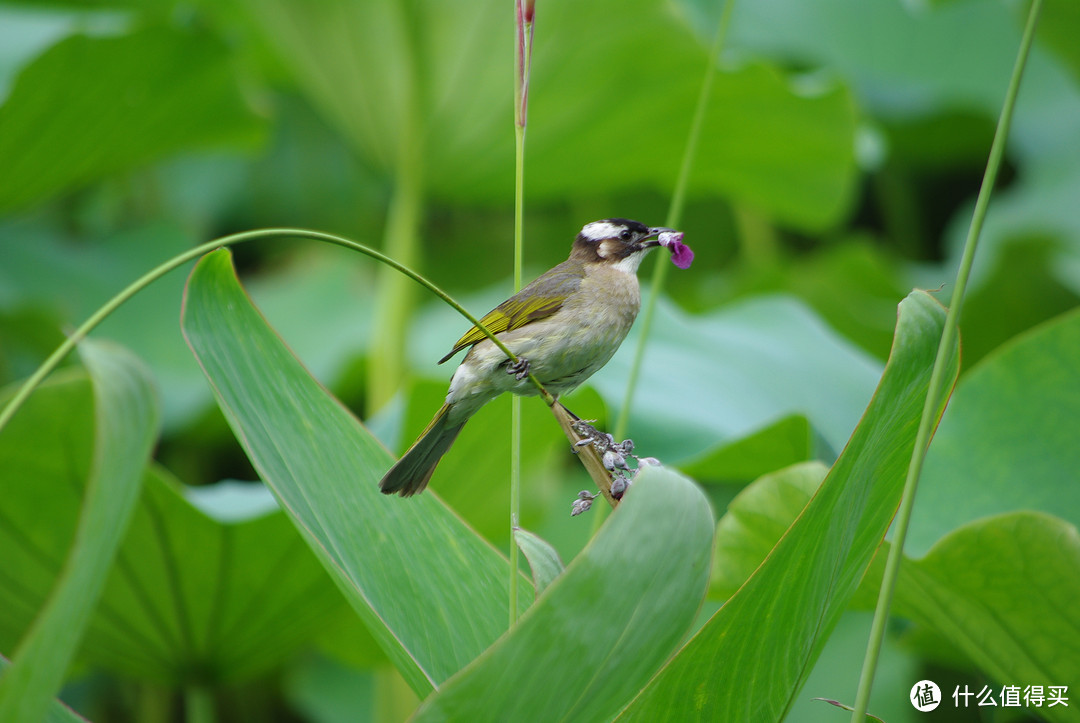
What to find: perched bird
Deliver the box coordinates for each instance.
[379,218,689,496]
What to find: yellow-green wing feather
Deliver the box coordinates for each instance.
[438,260,584,364]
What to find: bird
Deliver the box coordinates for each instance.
[379,218,679,496]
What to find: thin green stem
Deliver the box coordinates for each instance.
[509,0,534,628]
[510,390,521,622]
[509,118,527,626]
[0,228,553,439]
[614,0,734,441]
[184,686,214,723]
[849,3,1042,721]
[510,120,527,626]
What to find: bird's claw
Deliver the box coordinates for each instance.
[507,357,531,380]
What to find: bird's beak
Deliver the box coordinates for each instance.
[641,226,676,249]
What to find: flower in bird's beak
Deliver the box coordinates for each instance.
[658,231,694,269]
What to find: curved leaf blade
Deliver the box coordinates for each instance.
[708,461,827,599]
[619,290,956,721]
[415,467,714,722]
[181,249,530,695]
[512,528,564,596]
[0,340,158,722]
[0,658,88,723]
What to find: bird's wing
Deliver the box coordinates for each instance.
[438,261,584,364]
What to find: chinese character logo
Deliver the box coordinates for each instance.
[911,680,942,712]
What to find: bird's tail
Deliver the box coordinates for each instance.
[379,403,464,496]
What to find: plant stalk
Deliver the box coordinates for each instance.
[509,0,535,627]
[849,3,1042,720]
[0,228,554,439]
[510,116,524,623]
[184,686,214,723]
[549,403,618,507]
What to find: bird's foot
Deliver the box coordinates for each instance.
[507,356,531,380]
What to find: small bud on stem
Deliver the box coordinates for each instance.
[515,0,536,130]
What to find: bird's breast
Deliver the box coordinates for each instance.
[529,267,640,388]
[572,265,642,331]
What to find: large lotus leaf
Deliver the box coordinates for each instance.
[83,470,348,685]
[858,513,1080,723]
[0,374,93,654]
[0,25,264,213]
[239,0,858,230]
[0,368,349,688]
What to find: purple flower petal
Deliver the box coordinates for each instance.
[658,231,694,269]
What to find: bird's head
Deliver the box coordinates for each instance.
[570,218,675,273]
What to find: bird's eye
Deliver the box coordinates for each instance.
[619,229,632,240]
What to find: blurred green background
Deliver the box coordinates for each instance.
[1,0,1077,720]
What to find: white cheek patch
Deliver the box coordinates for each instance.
[580,221,624,242]
[598,239,618,258]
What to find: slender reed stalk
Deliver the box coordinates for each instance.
[849,3,1042,720]
[509,0,536,626]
